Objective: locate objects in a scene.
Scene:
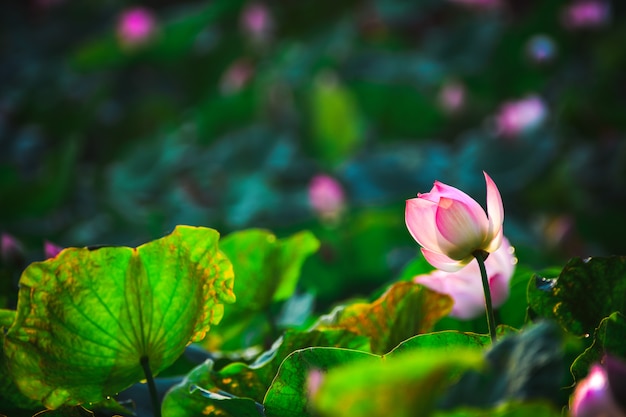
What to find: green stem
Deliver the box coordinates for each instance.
[473,250,497,344]
[140,355,162,417]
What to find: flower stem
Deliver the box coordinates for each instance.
[140,355,162,417]
[473,250,497,344]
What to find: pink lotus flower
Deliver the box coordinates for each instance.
[405,172,504,272]
[571,358,626,417]
[116,7,157,48]
[308,174,346,222]
[414,237,515,319]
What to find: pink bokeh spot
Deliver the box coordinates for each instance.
[117,7,157,47]
[562,1,610,29]
[494,95,547,138]
[240,2,273,41]
[438,82,465,113]
[44,241,63,259]
[308,174,346,222]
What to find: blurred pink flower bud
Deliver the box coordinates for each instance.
[116,7,157,48]
[1,233,24,265]
[220,59,255,95]
[414,237,516,319]
[240,2,273,42]
[562,1,610,29]
[438,82,465,113]
[494,95,547,138]
[307,369,325,399]
[308,175,346,222]
[571,358,626,417]
[44,240,63,259]
[405,172,504,272]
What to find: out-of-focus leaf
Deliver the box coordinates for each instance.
[309,73,363,166]
[264,347,378,417]
[162,360,264,417]
[4,226,235,409]
[497,265,534,329]
[222,229,320,307]
[390,330,489,355]
[571,312,626,382]
[351,80,445,138]
[434,400,562,417]
[303,347,483,417]
[528,256,626,336]
[439,322,567,409]
[162,328,368,414]
[315,281,453,354]
[0,309,15,328]
[202,229,319,351]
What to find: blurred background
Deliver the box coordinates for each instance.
[2,0,625,308]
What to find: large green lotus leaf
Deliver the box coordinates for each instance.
[528,256,626,336]
[3,226,235,409]
[161,328,369,416]
[264,347,379,417]
[202,229,319,350]
[314,281,453,354]
[570,312,626,382]
[281,347,482,417]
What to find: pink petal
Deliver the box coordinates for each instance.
[433,181,486,215]
[485,227,503,253]
[484,172,504,241]
[486,236,515,278]
[415,263,485,319]
[435,197,488,259]
[421,247,468,272]
[406,197,449,252]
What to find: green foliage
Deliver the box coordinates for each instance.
[309,74,363,167]
[571,312,626,382]
[439,322,568,409]
[3,226,235,409]
[314,281,453,354]
[309,347,484,417]
[528,256,626,336]
[202,229,319,351]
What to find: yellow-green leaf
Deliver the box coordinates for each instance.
[3,225,235,409]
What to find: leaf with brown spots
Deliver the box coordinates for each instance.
[3,226,235,410]
[315,281,453,354]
